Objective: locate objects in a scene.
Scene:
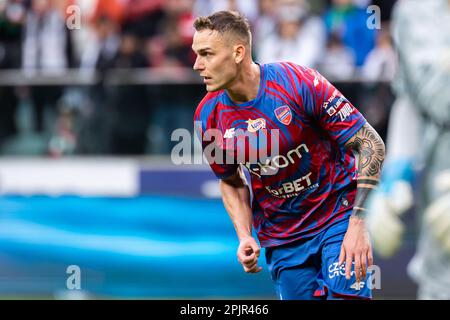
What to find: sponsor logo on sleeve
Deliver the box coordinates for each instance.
[322,91,355,121]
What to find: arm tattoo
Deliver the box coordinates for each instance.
[345,123,386,218]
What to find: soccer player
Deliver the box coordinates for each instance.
[192,11,385,300]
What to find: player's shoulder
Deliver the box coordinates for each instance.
[193,90,224,122]
[263,62,320,83]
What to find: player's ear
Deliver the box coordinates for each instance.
[234,44,245,64]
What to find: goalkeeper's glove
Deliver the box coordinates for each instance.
[366,159,415,258]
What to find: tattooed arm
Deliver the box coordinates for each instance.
[338,122,386,282]
[346,122,386,217]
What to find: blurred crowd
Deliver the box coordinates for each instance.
[0,0,398,156]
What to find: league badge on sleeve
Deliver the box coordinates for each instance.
[274,106,292,125]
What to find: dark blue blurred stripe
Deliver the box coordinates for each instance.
[139,169,217,197]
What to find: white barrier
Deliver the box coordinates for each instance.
[0,158,139,196]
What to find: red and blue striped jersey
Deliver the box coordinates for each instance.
[194,62,366,248]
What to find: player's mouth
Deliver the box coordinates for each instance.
[203,76,212,83]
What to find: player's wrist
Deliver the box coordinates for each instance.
[349,214,366,225]
[237,231,253,242]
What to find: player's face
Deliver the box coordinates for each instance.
[192,29,238,92]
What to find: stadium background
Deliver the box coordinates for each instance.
[0,0,418,299]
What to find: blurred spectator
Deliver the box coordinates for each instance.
[147,20,193,68]
[76,10,121,155]
[80,15,120,72]
[0,0,25,68]
[362,23,397,81]
[319,31,355,80]
[68,0,102,64]
[147,0,195,68]
[112,32,147,69]
[22,0,73,73]
[121,0,164,38]
[161,0,195,42]
[253,0,277,56]
[324,0,375,67]
[107,32,150,155]
[257,0,326,68]
[0,0,26,149]
[22,0,74,133]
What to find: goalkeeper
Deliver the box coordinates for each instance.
[366,0,450,299]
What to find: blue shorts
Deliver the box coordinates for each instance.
[265,217,372,300]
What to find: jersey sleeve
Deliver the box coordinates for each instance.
[194,101,238,180]
[290,64,367,147]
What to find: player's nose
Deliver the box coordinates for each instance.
[193,56,204,72]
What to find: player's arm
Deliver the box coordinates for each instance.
[220,167,262,273]
[340,122,386,281]
[346,122,386,217]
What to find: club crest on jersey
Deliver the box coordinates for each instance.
[246,118,266,132]
[274,106,292,125]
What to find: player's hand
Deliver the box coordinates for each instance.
[339,216,373,283]
[237,236,262,273]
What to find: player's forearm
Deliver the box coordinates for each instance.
[346,123,386,218]
[220,173,254,241]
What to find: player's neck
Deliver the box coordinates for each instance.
[225,62,260,104]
